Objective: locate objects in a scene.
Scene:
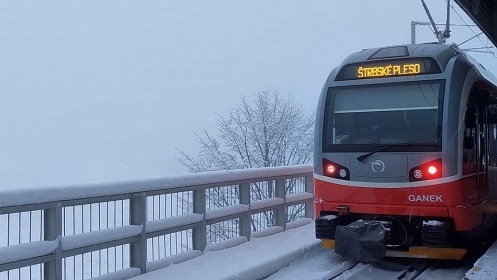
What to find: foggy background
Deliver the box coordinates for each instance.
[1,0,496,189]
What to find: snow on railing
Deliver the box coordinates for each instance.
[0,164,313,280]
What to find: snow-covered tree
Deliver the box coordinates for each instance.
[177,89,314,241]
[178,89,313,171]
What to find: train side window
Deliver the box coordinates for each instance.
[464,106,476,149]
[489,124,497,156]
[463,104,477,174]
[488,104,497,156]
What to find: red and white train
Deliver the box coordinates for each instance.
[314,43,497,261]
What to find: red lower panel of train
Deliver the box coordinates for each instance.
[313,177,488,261]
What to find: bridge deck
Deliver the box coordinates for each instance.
[130,222,319,280]
[128,220,497,280]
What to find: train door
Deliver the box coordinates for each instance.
[477,99,487,200]
[487,103,497,204]
[463,91,487,202]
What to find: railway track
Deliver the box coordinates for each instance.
[330,259,470,280]
[266,247,473,280]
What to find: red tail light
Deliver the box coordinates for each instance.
[427,165,438,175]
[323,159,350,180]
[325,164,336,176]
[409,159,442,182]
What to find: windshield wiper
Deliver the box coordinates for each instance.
[356,144,413,162]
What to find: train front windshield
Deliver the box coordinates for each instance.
[323,81,443,152]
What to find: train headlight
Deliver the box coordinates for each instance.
[325,164,336,175]
[409,158,442,182]
[323,159,350,180]
[428,166,438,175]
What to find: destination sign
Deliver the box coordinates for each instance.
[357,63,421,78]
[335,58,441,81]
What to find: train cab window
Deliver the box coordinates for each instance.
[323,81,443,152]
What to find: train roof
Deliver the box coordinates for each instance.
[336,43,497,92]
[340,43,458,69]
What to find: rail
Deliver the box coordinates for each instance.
[0,164,314,280]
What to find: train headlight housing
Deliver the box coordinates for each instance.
[409,158,442,182]
[323,159,350,180]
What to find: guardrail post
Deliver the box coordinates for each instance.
[305,175,314,218]
[130,193,147,274]
[193,187,206,251]
[275,179,287,230]
[239,183,251,239]
[44,203,62,280]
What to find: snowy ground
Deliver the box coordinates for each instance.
[465,240,497,280]
[129,221,497,280]
[130,222,320,280]
[2,218,497,279]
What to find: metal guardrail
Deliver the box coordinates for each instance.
[0,165,314,280]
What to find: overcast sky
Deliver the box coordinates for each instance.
[1,0,496,189]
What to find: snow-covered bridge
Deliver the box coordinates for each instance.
[0,165,315,280]
[0,164,496,280]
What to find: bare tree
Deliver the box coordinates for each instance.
[177,89,314,240]
[179,90,313,170]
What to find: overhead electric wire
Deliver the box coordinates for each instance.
[464,46,495,50]
[448,0,497,59]
[458,32,484,46]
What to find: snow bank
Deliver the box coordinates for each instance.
[286,218,313,229]
[251,198,284,211]
[61,225,142,251]
[251,226,284,239]
[146,250,202,272]
[206,204,249,220]
[89,268,141,280]
[286,193,313,204]
[465,240,497,280]
[204,236,248,252]
[0,240,57,265]
[0,165,312,208]
[129,222,320,280]
[145,213,203,233]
